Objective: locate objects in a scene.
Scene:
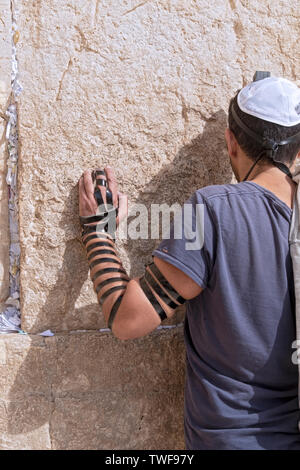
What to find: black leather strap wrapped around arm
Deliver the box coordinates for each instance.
[83,233,112,245]
[79,214,108,226]
[80,174,125,330]
[108,293,125,329]
[86,241,115,253]
[98,285,127,306]
[144,269,178,309]
[148,262,186,304]
[97,179,107,187]
[87,248,117,261]
[139,277,167,321]
[82,226,114,240]
[95,276,129,295]
[91,266,127,284]
[89,257,121,270]
[80,207,118,238]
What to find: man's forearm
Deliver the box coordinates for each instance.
[82,225,183,339]
[78,168,200,339]
[82,225,130,329]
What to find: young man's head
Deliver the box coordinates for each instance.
[225,77,300,182]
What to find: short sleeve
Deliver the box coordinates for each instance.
[152,191,217,289]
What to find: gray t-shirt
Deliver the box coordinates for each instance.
[153,181,300,450]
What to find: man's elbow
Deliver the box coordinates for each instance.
[107,281,162,340]
[111,312,159,341]
[111,316,141,341]
[111,324,133,341]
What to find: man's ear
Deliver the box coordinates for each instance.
[293,150,300,167]
[225,128,238,158]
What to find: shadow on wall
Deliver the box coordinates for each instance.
[7,109,232,448]
[126,109,231,280]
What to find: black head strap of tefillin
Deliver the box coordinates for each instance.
[231,71,300,182]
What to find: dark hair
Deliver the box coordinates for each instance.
[228,92,300,165]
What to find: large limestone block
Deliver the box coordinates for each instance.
[52,329,185,449]
[51,390,183,450]
[53,328,184,394]
[0,327,185,450]
[15,0,299,332]
[0,0,11,304]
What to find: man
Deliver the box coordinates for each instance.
[78,76,300,450]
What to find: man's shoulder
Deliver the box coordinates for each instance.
[193,182,250,203]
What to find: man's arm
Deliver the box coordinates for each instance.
[107,257,203,340]
[79,168,203,340]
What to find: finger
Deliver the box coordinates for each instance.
[79,175,88,199]
[79,176,89,216]
[105,166,118,208]
[80,173,99,213]
[117,192,128,224]
[94,168,107,209]
[83,170,94,197]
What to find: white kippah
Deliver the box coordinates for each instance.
[237,77,300,127]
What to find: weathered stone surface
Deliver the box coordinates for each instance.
[0,0,11,304]
[51,329,185,450]
[16,0,299,332]
[0,333,55,400]
[0,397,52,450]
[0,328,185,449]
[53,328,185,394]
[51,389,184,450]
[0,333,54,449]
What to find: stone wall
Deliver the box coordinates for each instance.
[15,0,299,333]
[0,328,185,449]
[0,0,299,450]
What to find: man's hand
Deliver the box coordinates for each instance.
[78,166,128,227]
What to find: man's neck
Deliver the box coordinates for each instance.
[247,166,297,209]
